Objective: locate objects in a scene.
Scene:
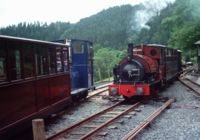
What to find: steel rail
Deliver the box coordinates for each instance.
[79,101,141,140]
[49,87,109,119]
[87,82,112,99]
[47,100,123,140]
[122,97,175,140]
[185,77,200,87]
[87,87,108,99]
[180,67,195,78]
[179,78,200,97]
[47,101,142,140]
[95,82,112,89]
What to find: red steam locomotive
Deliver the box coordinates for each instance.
[109,44,182,99]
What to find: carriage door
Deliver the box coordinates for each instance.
[71,40,88,89]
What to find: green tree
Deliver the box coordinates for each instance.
[94,45,125,81]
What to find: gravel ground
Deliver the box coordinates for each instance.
[46,80,200,140]
[46,93,117,137]
[90,81,200,140]
[92,101,161,140]
[135,81,200,140]
[187,71,200,84]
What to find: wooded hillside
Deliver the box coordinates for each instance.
[1,0,200,81]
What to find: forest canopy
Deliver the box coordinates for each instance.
[1,0,200,81]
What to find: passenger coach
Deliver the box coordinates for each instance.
[0,35,71,137]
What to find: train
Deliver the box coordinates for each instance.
[53,39,95,100]
[109,43,182,100]
[0,35,94,138]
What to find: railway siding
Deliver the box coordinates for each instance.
[134,81,200,140]
[179,77,200,97]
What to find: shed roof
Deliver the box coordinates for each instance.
[194,40,200,45]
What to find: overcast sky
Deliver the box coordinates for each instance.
[0,0,144,27]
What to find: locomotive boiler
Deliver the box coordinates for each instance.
[109,43,182,99]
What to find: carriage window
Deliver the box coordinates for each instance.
[36,47,48,75]
[10,48,21,80]
[167,49,172,56]
[24,47,34,78]
[198,48,200,57]
[73,43,84,54]
[87,43,93,58]
[63,48,68,72]
[0,47,6,81]
[56,47,63,72]
[49,48,56,73]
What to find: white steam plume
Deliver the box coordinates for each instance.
[133,0,176,31]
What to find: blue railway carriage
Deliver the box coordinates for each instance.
[70,39,94,99]
[54,39,94,100]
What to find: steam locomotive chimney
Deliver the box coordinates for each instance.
[127,43,134,61]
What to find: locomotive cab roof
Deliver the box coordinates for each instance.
[133,44,179,52]
[133,44,166,48]
[146,44,166,48]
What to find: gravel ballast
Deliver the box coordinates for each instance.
[46,95,117,137]
[135,81,200,140]
[46,81,200,140]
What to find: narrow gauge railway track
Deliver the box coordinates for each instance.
[87,82,112,100]
[122,98,175,140]
[48,84,110,121]
[95,82,112,90]
[49,86,110,121]
[87,87,108,99]
[179,77,200,97]
[47,100,142,140]
[180,67,195,78]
